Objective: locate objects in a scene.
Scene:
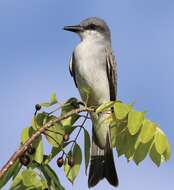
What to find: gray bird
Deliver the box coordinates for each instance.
[64,17,118,188]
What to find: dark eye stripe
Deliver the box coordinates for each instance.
[86,24,97,30]
[89,24,97,30]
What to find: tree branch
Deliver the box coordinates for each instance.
[0,106,94,179]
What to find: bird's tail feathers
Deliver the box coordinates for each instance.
[88,130,119,188]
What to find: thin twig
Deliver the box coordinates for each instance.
[70,112,89,151]
[73,125,85,130]
[48,108,60,115]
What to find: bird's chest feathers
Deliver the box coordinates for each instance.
[75,40,106,79]
[74,40,109,104]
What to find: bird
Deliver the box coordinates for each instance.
[63,17,119,188]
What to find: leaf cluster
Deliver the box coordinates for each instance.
[97,101,171,166]
[0,94,171,190]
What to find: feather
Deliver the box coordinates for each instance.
[69,52,78,88]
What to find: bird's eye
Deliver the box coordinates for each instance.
[89,24,97,30]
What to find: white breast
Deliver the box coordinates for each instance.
[74,38,110,106]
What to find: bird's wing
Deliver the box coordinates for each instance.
[69,52,78,88]
[106,49,117,101]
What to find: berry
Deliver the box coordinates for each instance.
[57,157,64,167]
[19,155,30,166]
[68,157,75,167]
[26,146,35,155]
[63,134,69,141]
[35,104,41,111]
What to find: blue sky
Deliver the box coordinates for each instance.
[0,0,174,189]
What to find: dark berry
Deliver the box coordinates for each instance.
[19,155,30,166]
[68,157,75,167]
[26,146,35,155]
[63,134,69,141]
[35,104,41,111]
[57,157,64,167]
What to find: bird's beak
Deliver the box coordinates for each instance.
[63,25,83,33]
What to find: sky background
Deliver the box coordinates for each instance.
[0,0,174,189]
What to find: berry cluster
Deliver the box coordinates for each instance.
[19,145,36,166]
[57,156,75,168]
[57,133,75,168]
[19,103,76,169]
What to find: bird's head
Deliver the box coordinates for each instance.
[63,17,111,42]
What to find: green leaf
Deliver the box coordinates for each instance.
[111,121,126,148]
[32,113,47,130]
[49,181,57,190]
[133,139,153,165]
[114,102,132,120]
[139,119,156,143]
[61,98,80,127]
[127,110,144,135]
[61,115,80,128]
[0,160,20,189]
[31,117,37,130]
[40,102,51,108]
[21,169,43,189]
[39,165,51,187]
[40,93,58,108]
[50,93,58,105]
[11,171,42,190]
[21,127,30,144]
[84,129,91,175]
[40,178,48,189]
[111,124,118,148]
[63,125,77,134]
[10,173,23,190]
[113,123,138,161]
[21,127,35,144]
[41,164,65,190]
[134,136,141,150]
[125,132,139,161]
[33,136,44,164]
[61,98,79,114]
[96,101,114,114]
[27,187,42,190]
[45,123,65,147]
[22,169,37,187]
[50,180,59,190]
[11,169,44,190]
[150,143,161,167]
[36,113,47,127]
[163,140,171,161]
[155,130,168,154]
[64,143,82,183]
[115,127,128,157]
[12,162,22,180]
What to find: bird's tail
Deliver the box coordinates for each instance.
[88,128,119,188]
